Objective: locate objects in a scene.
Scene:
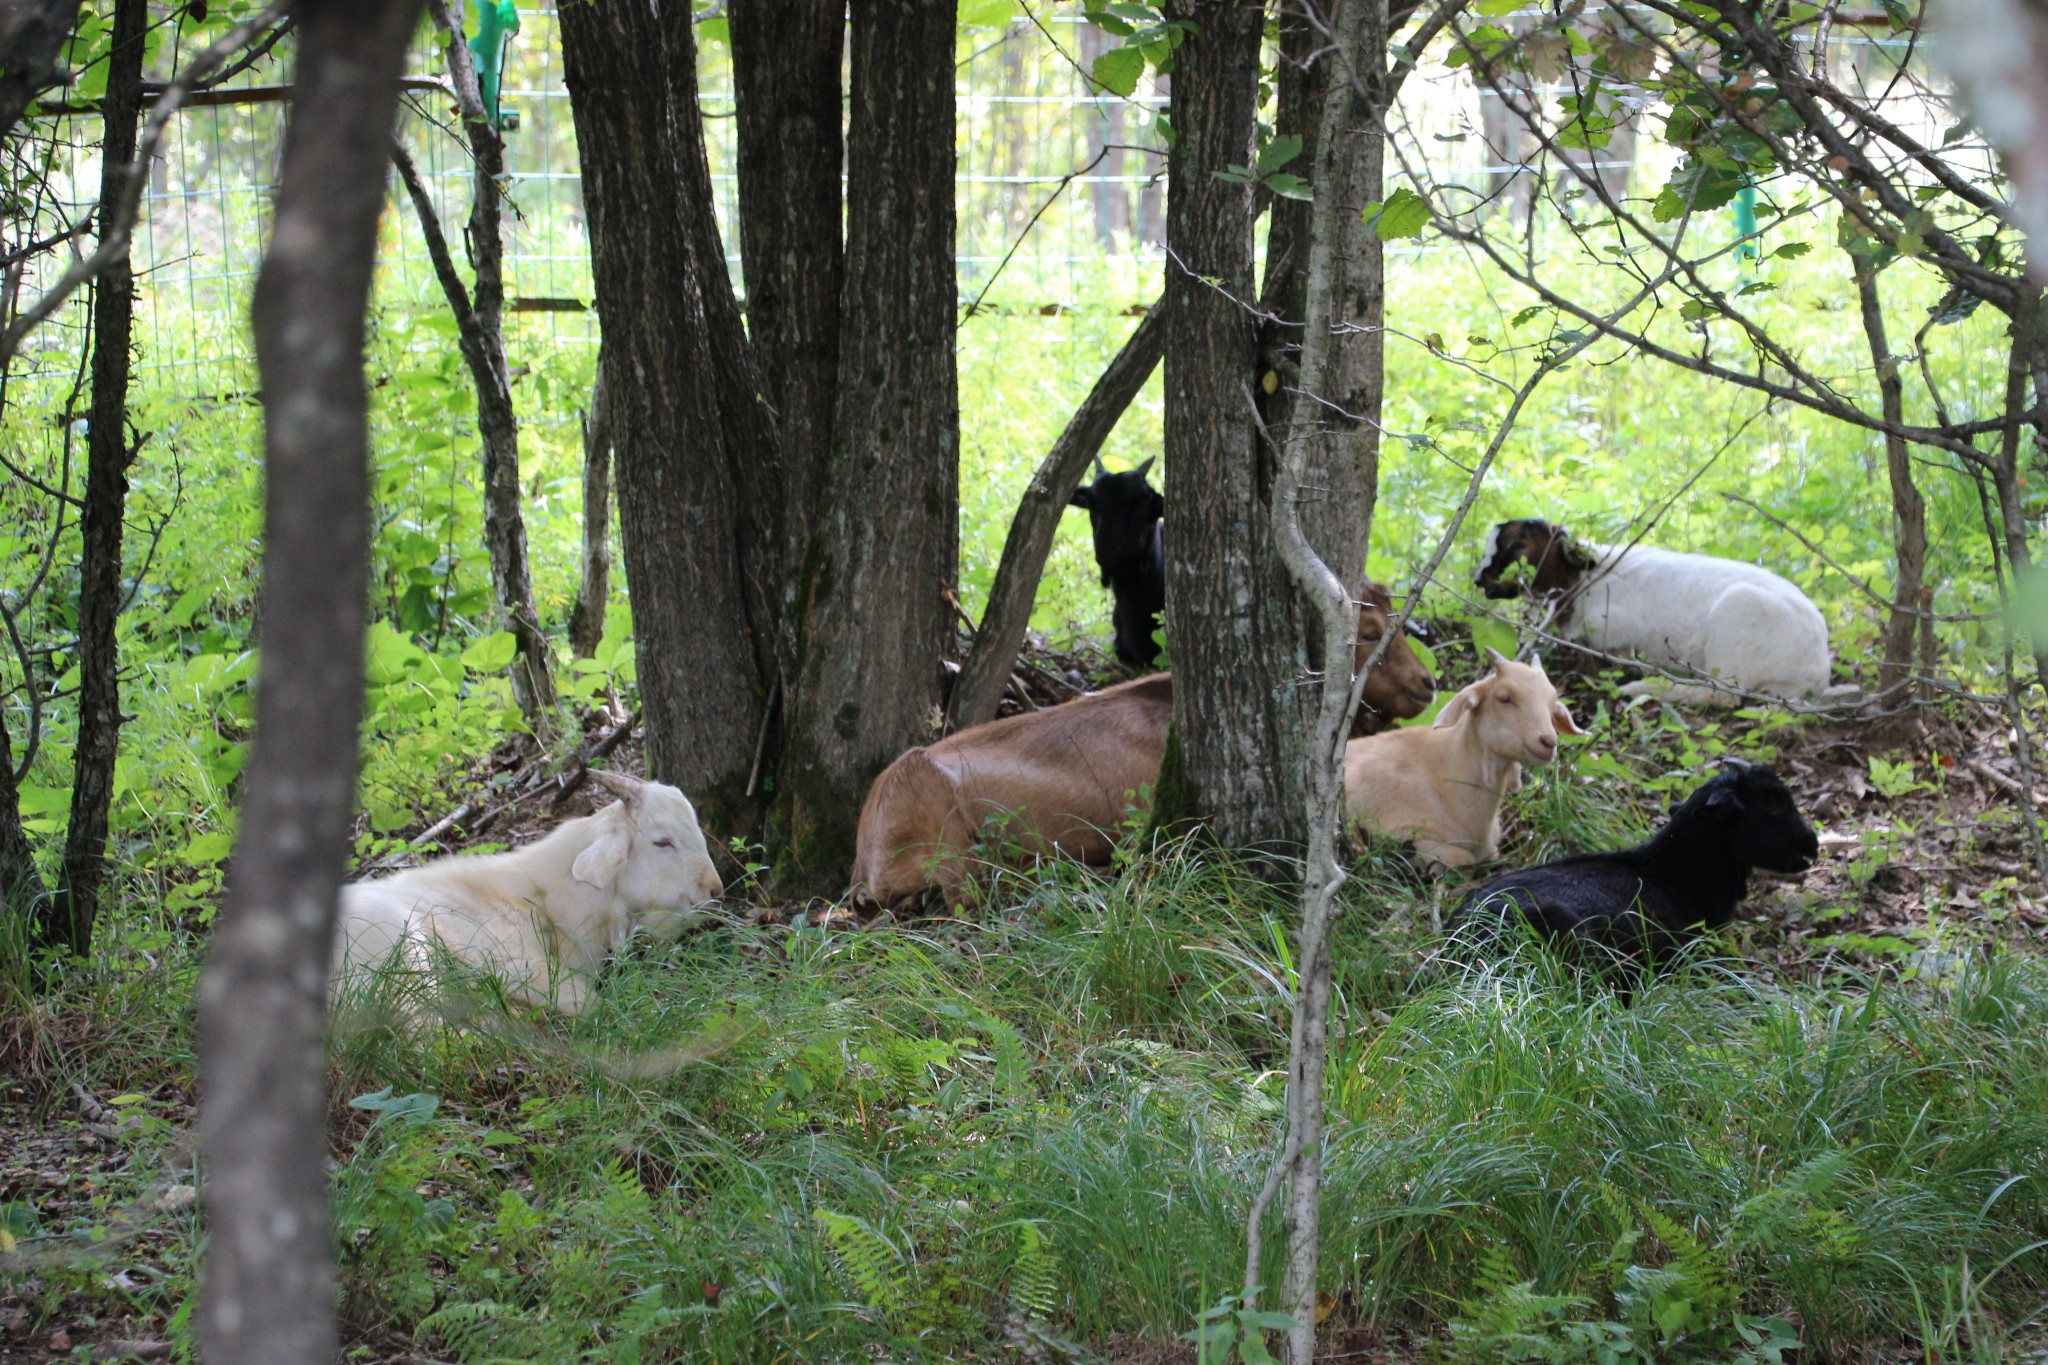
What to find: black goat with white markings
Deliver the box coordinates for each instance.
[1452,760,1819,967]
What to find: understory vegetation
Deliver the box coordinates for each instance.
[7,690,2048,1361]
[6,837,2047,1362]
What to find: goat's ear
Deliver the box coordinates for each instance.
[1483,645,1512,673]
[1134,455,1157,480]
[1433,680,1487,728]
[1070,486,1094,509]
[588,768,646,805]
[1703,785,1745,817]
[571,817,632,889]
[1550,700,1585,736]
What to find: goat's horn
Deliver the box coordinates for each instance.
[1718,756,1754,773]
[589,768,648,802]
[1092,454,1109,478]
[1134,455,1157,479]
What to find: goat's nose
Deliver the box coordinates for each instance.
[1536,733,1557,754]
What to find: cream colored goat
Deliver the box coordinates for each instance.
[1343,649,1584,870]
[333,769,723,1016]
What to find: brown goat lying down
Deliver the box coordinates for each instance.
[852,588,1435,911]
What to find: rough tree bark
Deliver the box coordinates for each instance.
[1153,0,1299,850]
[559,2,765,824]
[568,349,612,659]
[775,0,959,892]
[0,0,80,142]
[423,0,555,727]
[0,715,40,914]
[196,2,422,1362]
[1853,259,1927,704]
[947,302,1165,732]
[44,0,146,958]
[731,0,843,602]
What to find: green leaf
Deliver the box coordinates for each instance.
[1092,45,1146,97]
[1363,185,1431,239]
[958,0,1015,26]
[1263,173,1312,201]
[1257,134,1303,174]
[1511,304,1546,327]
[1771,240,1812,260]
[1679,299,1713,321]
[1475,0,1523,14]
[364,621,428,686]
[1653,157,1749,220]
[460,630,519,674]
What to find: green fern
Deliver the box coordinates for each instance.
[417,1298,541,1364]
[815,1206,910,1319]
[1008,1219,1061,1326]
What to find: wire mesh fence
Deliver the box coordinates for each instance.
[3,5,1951,407]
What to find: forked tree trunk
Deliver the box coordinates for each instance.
[731,0,843,490]
[196,3,422,1361]
[1853,260,1927,704]
[559,3,767,824]
[776,0,959,892]
[46,0,147,958]
[568,349,613,660]
[948,302,1165,732]
[1153,0,1301,850]
[730,0,842,642]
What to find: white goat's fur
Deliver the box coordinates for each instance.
[1343,651,1584,870]
[333,770,723,1016]
[1565,541,1842,706]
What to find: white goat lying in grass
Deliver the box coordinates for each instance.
[1474,518,1857,706]
[333,769,723,1016]
[1343,649,1584,871]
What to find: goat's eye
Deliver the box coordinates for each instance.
[1497,693,1515,705]
[652,837,676,850]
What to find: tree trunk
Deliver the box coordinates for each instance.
[0,0,80,144]
[559,3,768,825]
[196,3,421,1362]
[429,0,555,727]
[45,0,146,958]
[1993,313,2048,690]
[1153,0,1298,851]
[775,0,959,893]
[568,348,613,660]
[1853,260,1927,704]
[730,0,842,654]
[0,716,42,916]
[948,301,1166,732]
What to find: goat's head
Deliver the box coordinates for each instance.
[1069,456,1164,583]
[1432,647,1584,766]
[1474,518,1596,600]
[1679,760,1819,874]
[1351,580,1436,734]
[576,769,725,939]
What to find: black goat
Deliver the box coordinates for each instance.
[1070,455,1165,668]
[1451,760,1819,967]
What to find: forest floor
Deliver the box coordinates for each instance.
[4,641,2048,1364]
